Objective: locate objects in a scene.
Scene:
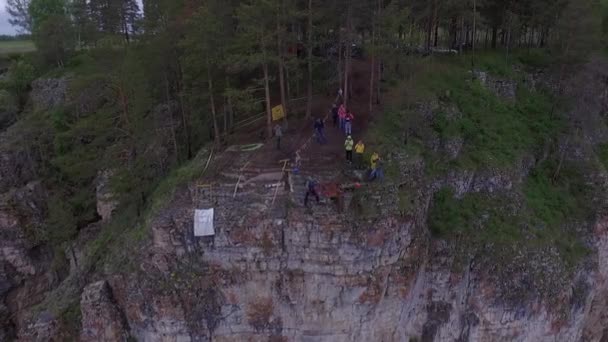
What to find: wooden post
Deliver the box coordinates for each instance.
[233,161,250,198]
[271,159,290,207]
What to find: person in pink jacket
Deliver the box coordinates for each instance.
[344,110,354,135]
[338,104,346,130]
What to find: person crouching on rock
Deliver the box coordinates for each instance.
[369,152,384,181]
[304,177,320,206]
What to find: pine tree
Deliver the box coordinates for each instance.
[306,0,314,118]
[236,0,279,139]
[119,0,140,42]
[181,1,233,146]
[29,0,74,66]
[70,0,98,47]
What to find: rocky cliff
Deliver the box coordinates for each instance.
[3,58,608,342]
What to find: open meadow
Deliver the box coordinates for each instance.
[0,40,36,56]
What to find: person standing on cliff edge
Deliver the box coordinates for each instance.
[304,177,320,206]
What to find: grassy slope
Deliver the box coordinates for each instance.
[370,50,593,271]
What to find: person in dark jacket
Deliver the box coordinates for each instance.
[274,124,283,150]
[314,118,326,144]
[304,177,320,206]
[331,104,339,127]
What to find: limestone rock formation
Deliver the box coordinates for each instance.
[6,55,608,342]
[80,280,129,342]
[473,70,517,101]
[30,78,68,112]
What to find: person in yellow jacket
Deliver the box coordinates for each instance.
[370,152,380,170]
[344,136,354,163]
[354,140,365,167]
[369,152,384,181]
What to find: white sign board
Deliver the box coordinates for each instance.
[194,209,215,237]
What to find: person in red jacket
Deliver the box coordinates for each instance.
[338,104,346,131]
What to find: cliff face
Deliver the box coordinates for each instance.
[5,58,608,341]
[82,58,608,342]
[0,78,63,340]
[79,167,608,342]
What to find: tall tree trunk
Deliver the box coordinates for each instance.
[286,65,291,102]
[376,59,381,105]
[227,95,234,133]
[434,21,439,47]
[408,23,413,45]
[306,0,313,118]
[338,29,343,93]
[226,76,234,132]
[277,4,289,123]
[344,4,352,108]
[223,97,228,134]
[491,26,498,48]
[263,60,273,139]
[122,18,130,43]
[459,17,465,53]
[425,2,433,51]
[550,33,572,119]
[177,61,192,158]
[433,0,439,47]
[376,0,383,106]
[506,13,512,60]
[206,62,221,146]
[450,17,457,49]
[540,27,546,47]
[472,0,476,61]
[164,72,179,162]
[369,2,376,113]
[484,28,488,48]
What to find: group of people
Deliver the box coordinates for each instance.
[344,135,384,181]
[331,103,354,135]
[303,99,385,207]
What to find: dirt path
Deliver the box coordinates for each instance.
[196,59,377,211]
[304,59,374,164]
[225,58,373,171]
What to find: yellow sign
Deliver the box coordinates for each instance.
[272,105,285,121]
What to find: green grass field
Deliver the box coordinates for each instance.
[0,40,36,56]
